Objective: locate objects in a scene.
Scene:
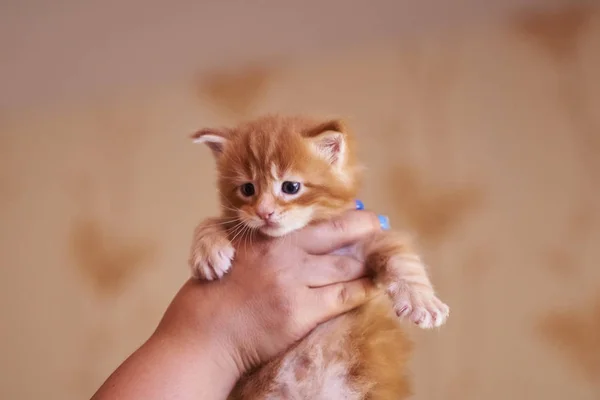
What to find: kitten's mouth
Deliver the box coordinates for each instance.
[259,222,288,237]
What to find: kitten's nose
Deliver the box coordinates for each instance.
[256,195,276,221]
[257,210,275,221]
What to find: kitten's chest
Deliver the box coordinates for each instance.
[267,316,362,400]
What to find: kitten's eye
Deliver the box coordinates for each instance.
[281,181,301,195]
[240,183,255,197]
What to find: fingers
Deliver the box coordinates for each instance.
[303,254,368,287]
[295,210,383,254]
[308,278,378,324]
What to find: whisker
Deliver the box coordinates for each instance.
[227,220,246,236]
[206,217,241,225]
[243,225,250,256]
[215,189,238,209]
[241,226,252,251]
[226,221,246,240]
[247,227,257,255]
[229,221,249,244]
[220,205,241,213]
[200,218,242,229]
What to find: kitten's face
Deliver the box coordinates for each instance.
[192,115,359,237]
[225,168,319,237]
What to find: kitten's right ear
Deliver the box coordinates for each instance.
[190,128,229,157]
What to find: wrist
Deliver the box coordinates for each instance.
[149,328,243,397]
[155,279,255,381]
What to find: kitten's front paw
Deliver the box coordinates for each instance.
[189,239,235,281]
[390,285,450,329]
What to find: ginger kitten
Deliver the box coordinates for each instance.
[189,115,449,399]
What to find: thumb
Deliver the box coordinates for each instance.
[309,278,378,324]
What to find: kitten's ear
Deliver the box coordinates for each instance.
[303,120,347,167]
[190,128,229,157]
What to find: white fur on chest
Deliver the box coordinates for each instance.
[265,319,362,400]
[269,350,359,399]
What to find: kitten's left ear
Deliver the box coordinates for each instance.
[190,128,230,157]
[303,120,347,167]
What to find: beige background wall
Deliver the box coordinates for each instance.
[1,2,599,399]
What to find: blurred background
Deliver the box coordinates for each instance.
[1,0,599,399]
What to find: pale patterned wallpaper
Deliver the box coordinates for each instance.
[1,5,599,400]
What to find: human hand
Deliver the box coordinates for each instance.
[155,209,384,381]
[91,207,387,400]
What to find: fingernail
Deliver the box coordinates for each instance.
[355,199,364,210]
[378,215,390,230]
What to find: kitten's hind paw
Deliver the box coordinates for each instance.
[392,289,450,329]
